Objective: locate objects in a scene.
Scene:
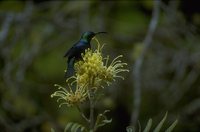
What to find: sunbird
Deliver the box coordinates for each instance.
[64,31,106,77]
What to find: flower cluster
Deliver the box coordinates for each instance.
[51,38,129,107]
[74,49,105,88]
[51,83,87,107]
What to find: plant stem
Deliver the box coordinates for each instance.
[89,90,95,132]
[77,106,89,123]
[131,0,160,126]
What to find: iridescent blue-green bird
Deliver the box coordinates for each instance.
[64,31,106,77]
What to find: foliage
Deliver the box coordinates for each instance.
[64,122,86,132]
[0,1,199,131]
[51,39,128,131]
[126,113,178,132]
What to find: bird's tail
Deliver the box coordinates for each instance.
[65,58,75,78]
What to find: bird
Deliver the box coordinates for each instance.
[64,31,106,78]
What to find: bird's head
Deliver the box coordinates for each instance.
[81,31,106,42]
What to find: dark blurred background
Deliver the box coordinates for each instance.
[0,0,200,132]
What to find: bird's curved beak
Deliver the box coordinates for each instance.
[92,32,107,40]
[95,32,107,35]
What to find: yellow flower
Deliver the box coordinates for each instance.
[102,55,129,84]
[51,38,129,107]
[51,83,88,107]
[75,49,104,77]
[74,38,129,89]
[74,49,105,89]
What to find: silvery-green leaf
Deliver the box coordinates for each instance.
[153,112,168,132]
[165,119,178,132]
[143,118,152,132]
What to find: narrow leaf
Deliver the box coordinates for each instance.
[81,126,86,132]
[143,118,152,132]
[74,126,79,132]
[165,119,178,132]
[71,123,78,132]
[102,119,112,123]
[65,122,73,132]
[153,112,168,132]
[138,121,141,132]
[51,128,55,132]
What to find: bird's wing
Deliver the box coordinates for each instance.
[63,44,77,57]
[64,41,90,58]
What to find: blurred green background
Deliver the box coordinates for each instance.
[0,0,200,132]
